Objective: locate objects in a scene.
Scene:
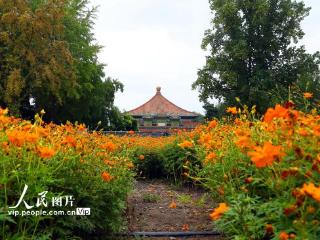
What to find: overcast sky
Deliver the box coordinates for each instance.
[90,0,320,114]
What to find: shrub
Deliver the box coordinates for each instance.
[0,110,134,239]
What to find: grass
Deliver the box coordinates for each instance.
[142,193,160,203]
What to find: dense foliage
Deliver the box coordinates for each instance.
[0,0,133,130]
[193,0,320,116]
[0,109,134,239]
[178,99,320,239]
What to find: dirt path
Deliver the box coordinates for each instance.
[124,179,223,240]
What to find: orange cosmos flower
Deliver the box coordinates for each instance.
[0,108,8,115]
[77,124,86,131]
[205,152,217,164]
[62,136,77,147]
[210,203,229,220]
[235,136,252,149]
[298,128,309,137]
[102,171,113,182]
[126,162,134,168]
[38,146,55,158]
[312,125,320,137]
[169,201,177,209]
[303,92,313,99]
[139,155,145,160]
[25,132,39,143]
[199,133,212,144]
[100,141,116,152]
[300,182,320,202]
[208,120,218,129]
[7,130,26,147]
[263,104,289,123]
[279,231,289,240]
[178,140,193,148]
[226,107,237,114]
[247,142,285,168]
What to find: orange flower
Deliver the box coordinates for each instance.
[7,130,26,147]
[226,107,237,114]
[235,136,252,149]
[128,130,135,135]
[62,136,77,147]
[298,128,309,137]
[0,108,8,115]
[210,203,229,220]
[102,171,113,182]
[169,201,177,209]
[205,152,216,164]
[38,146,55,158]
[199,133,212,144]
[126,162,134,168]
[139,155,145,160]
[208,120,218,129]
[300,182,320,202]
[77,124,86,131]
[263,104,289,123]
[247,142,285,168]
[25,132,39,143]
[100,141,116,152]
[279,231,289,240]
[178,140,193,148]
[303,92,313,99]
[182,224,189,231]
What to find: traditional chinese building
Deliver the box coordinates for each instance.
[128,87,201,133]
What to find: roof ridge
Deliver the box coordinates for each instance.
[157,93,196,115]
[128,93,159,113]
[128,88,198,117]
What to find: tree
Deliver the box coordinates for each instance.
[193,0,320,114]
[0,0,76,115]
[0,0,130,130]
[44,0,125,129]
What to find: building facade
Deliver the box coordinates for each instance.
[128,87,200,133]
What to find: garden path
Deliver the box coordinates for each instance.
[124,179,223,240]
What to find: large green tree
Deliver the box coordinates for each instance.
[0,0,132,129]
[193,0,320,114]
[0,0,76,115]
[46,0,125,129]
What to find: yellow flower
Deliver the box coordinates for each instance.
[178,140,193,148]
[226,107,237,114]
[303,92,313,99]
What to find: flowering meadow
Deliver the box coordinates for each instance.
[1,96,320,239]
[179,101,320,239]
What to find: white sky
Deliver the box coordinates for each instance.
[89,0,320,114]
